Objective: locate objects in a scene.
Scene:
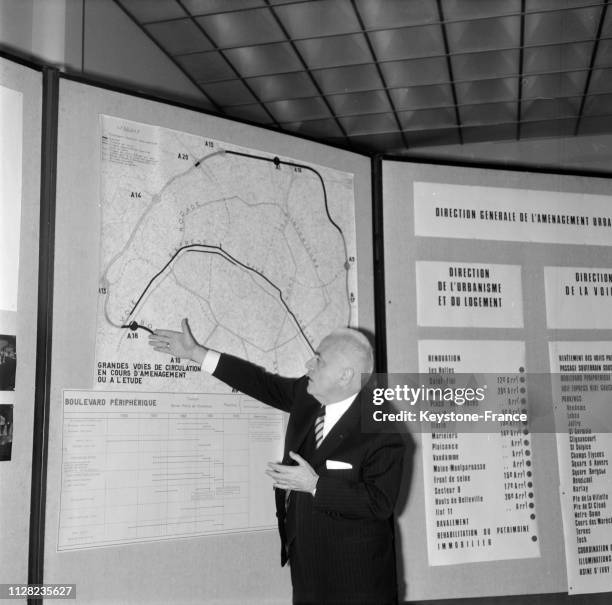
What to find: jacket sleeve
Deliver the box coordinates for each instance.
[313,434,406,520]
[212,353,302,413]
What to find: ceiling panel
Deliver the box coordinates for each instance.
[522,71,588,99]
[327,90,392,117]
[521,117,578,138]
[145,19,213,55]
[265,97,331,122]
[118,0,186,22]
[223,42,302,76]
[456,77,518,104]
[222,103,275,124]
[247,72,318,101]
[522,97,582,121]
[354,0,438,29]
[201,79,257,106]
[117,0,612,155]
[594,39,612,68]
[274,0,361,38]
[197,8,285,47]
[446,16,521,53]
[603,5,612,37]
[398,107,458,131]
[583,92,612,116]
[175,51,235,82]
[462,123,517,144]
[527,0,604,11]
[586,68,612,93]
[390,84,454,110]
[313,64,383,94]
[452,49,519,81]
[349,131,406,151]
[268,0,314,4]
[459,102,517,126]
[340,112,398,136]
[579,114,612,135]
[296,34,372,69]
[369,26,446,61]
[389,84,453,111]
[380,57,449,87]
[280,118,345,139]
[182,0,266,16]
[404,127,462,147]
[442,0,522,20]
[523,41,594,74]
[525,7,602,45]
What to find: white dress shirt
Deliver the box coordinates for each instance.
[320,395,356,440]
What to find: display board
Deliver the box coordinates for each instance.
[45,77,373,603]
[382,160,612,601]
[0,55,42,587]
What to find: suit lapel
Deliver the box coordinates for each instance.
[283,395,320,463]
[310,393,362,467]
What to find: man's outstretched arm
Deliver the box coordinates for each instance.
[148,318,299,413]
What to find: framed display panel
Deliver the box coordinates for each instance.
[0,55,43,585]
[382,160,612,601]
[45,76,373,604]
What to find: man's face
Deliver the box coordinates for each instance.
[305,336,346,404]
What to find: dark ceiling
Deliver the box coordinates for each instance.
[115,0,612,155]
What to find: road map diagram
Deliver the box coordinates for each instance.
[95,115,358,392]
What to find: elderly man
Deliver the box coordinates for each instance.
[149,320,405,604]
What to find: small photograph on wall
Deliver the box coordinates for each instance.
[0,334,16,391]
[0,403,13,461]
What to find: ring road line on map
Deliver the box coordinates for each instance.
[104,148,354,353]
[121,245,317,354]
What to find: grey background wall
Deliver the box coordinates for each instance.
[0,56,42,587]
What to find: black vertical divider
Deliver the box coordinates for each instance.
[28,66,59,599]
[371,155,387,373]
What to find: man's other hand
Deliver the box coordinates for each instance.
[266,451,319,494]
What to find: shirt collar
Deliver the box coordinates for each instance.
[322,393,357,437]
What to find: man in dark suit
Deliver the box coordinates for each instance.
[150,319,405,604]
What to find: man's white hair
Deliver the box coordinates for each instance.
[327,327,374,379]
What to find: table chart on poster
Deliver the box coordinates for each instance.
[418,340,540,566]
[549,342,612,595]
[58,390,283,550]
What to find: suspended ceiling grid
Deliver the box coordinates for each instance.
[115,0,612,154]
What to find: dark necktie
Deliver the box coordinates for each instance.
[314,405,326,448]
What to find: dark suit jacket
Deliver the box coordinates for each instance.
[214,353,406,604]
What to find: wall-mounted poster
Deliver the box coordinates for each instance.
[544,267,612,329]
[414,182,612,246]
[0,403,13,461]
[549,342,612,595]
[57,113,361,551]
[95,115,358,392]
[418,340,540,566]
[0,334,16,392]
[0,84,23,312]
[416,261,523,328]
[58,389,283,550]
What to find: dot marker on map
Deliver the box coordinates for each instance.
[274,156,281,167]
[344,261,350,270]
[129,321,139,331]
